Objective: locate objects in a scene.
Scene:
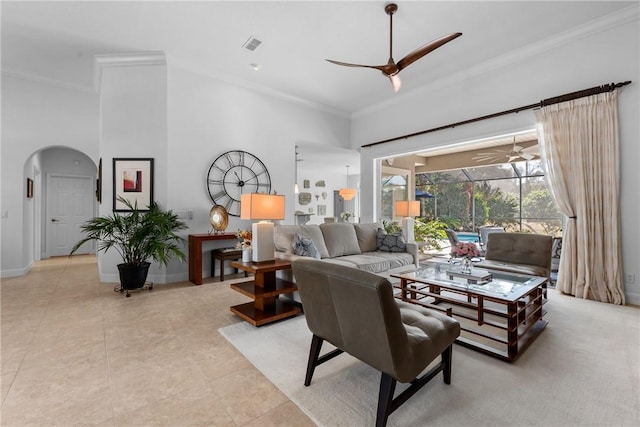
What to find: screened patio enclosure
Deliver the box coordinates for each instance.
[383,159,563,236]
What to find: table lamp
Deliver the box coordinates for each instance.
[241,193,285,263]
[395,200,420,242]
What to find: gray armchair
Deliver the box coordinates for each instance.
[475,232,553,297]
[292,259,460,427]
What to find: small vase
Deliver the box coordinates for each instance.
[461,257,473,274]
[242,248,252,262]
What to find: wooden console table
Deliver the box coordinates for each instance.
[188,233,237,285]
[229,259,301,326]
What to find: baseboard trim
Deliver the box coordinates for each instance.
[0,262,33,279]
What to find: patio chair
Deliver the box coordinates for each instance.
[477,226,505,254]
[292,258,460,427]
[445,229,459,255]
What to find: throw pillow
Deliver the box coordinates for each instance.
[293,233,321,259]
[319,223,361,257]
[376,228,406,253]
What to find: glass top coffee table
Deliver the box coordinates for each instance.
[391,261,548,362]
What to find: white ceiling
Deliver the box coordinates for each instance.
[2,1,635,116]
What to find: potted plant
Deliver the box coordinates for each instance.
[70,196,187,290]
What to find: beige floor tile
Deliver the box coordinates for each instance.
[242,401,316,427]
[0,256,315,427]
[108,356,210,416]
[210,369,289,426]
[2,348,113,425]
[112,387,235,427]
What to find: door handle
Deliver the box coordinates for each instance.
[51,218,59,222]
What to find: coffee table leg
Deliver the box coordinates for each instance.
[507,302,518,360]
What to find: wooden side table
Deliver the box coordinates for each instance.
[188,233,237,285]
[229,259,301,327]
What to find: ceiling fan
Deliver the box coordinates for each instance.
[326,3,462,92]
[472,138,541,163]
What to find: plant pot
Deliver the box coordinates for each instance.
[117,262,151,290]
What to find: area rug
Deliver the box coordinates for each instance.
[219,293,639,426]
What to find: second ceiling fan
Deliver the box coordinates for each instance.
[326,3,462,92]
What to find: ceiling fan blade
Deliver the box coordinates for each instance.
[521,145,541,155]
[389,74,402,92]
[325,59,386,72]
[474,155,508,163]
[520,153,536,161]
[397,32,462,71]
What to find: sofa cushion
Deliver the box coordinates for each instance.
[274,225,330,258]
[335,251,415,274]
[376,228,406,252]
[320,223,361,258]
[353,222,382,253]
[474,260,550,278]
[292,233,321,259]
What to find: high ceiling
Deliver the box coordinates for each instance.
[2,1,635,116]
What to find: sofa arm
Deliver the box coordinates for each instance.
[405,242,420,267]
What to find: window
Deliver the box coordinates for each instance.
[381,172,408,221]
[416,160,562,234]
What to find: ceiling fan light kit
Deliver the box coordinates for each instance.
[326,2,462,92]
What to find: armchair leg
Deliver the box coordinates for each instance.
[305,334,323,386]
[305,334,344,386]
[442,344,453,384]
[375,345,455,426]
[376,373,396,427]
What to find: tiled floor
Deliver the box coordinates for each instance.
[1,255,315,426]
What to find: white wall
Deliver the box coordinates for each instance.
[166,64,351,276]
[353,13,640,303]
[1,75,99,276]
[2,63,351,281]
[95,56,170,283]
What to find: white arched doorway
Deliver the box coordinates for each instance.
[25,146,97,261]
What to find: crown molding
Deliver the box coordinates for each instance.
[93,51,167,92]
[168,56,351,119]
[353,3,640,119]
[1,68,96,94]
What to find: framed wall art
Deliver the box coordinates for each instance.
[26,178,34,198]
[96,158,102,203]
[113,158,154,211]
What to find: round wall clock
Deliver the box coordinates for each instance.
[206,150,271,217]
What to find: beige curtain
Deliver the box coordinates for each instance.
[535,91,625,304]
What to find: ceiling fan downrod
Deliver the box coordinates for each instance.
[385,3,397,62]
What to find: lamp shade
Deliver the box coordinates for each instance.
[395,200,420,217]
[240,193,285,220]
[339,188,357,201]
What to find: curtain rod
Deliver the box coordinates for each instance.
[361,80,632,149]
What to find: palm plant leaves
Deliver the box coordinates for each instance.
[70,197,187,266]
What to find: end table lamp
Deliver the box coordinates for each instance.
[240,193,285,263]
[395,200,420,242]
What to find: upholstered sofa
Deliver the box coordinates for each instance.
[274,222,419,278]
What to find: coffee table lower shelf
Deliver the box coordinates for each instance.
[230,300,301,327]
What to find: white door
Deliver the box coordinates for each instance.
[47,175,94,257]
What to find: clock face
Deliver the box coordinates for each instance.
[207,150,271,216]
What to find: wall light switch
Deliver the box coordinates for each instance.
[0,210,8,218]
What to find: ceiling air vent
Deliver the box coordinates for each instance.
[242,36,262,51]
